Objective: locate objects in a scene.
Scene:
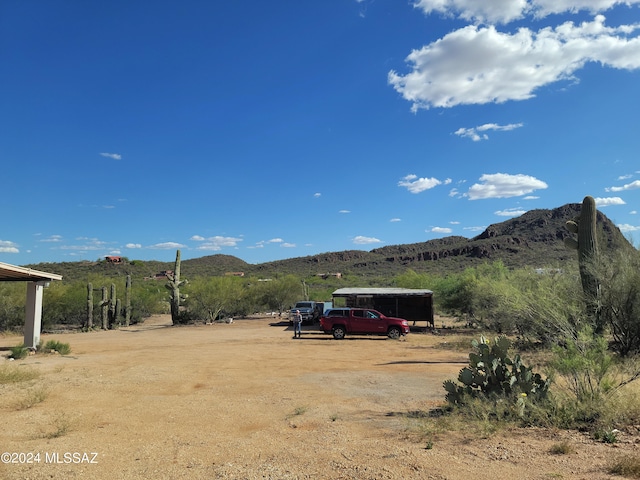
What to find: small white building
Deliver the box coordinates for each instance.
[0,262,62,349]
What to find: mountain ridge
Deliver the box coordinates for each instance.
[24,202,633,282]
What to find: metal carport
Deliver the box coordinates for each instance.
[331,287,434,328]
[0,262,63,349]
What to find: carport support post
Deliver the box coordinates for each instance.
[24,281,47,349]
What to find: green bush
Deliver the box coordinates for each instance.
[42,340,71,355]
[0,283,27,332]
[8,344,29,360]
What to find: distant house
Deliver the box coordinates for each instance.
[225,272,245,277]
[317,272,342,279]
[143,270,174,281]
[105,256,123,264]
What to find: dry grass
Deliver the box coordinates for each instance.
[609,454,640,478]
[0,363,39,384]
[14,386,48,410]
[40,412,72,439]
[549,440,576,455]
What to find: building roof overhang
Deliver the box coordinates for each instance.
[0,262,63,282]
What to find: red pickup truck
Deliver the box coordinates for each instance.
[319,308,410,340]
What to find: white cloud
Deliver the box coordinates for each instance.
[413,0,529,24]
[389,16,640,110]
[314,193,321,198]
[495,207,527,217]
[618,174,633,180]
[59,244,104,251]
[0,240,19,253]
[339,210,351,214]
[195,236,242,251]
[190,235,205,241]
[467,173,548,200]
[430,227,453,233]
[595,196,626,206]
[150,242,187,250]
[606,180,640,192]
[100,152,122,160]
[125,243,142,249]
[353,235,382,245]
[464,226,487,232]
[281,243,296,248]
[454,123,523,141]
[413,0,640,25]
[618,223,640,232]
[398,174,442,193]
[40,235,63,242]
[390,218,401,222]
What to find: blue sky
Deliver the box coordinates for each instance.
[2,0,640,266]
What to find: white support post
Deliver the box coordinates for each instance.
[24,281,47,349]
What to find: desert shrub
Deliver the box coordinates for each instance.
[548,441,576,455]
[253,274,301,315]
[545,328,640,432]
[596,250,640,356]
[0,283,26,332]
[188,276,248,322]
[42,340,71,355]
[130,281,168,319]
[7,344,29,360]
[548,328,615,403]
[609,454,640,478]
[42,282,87,327]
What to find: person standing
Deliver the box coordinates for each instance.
[293,309,302,339]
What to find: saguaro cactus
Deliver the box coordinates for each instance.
[125,275,132,326]
[86,283,94,329]
[101,286,109,329]
[108,283,117,327]
[565,195,601,328]
[166,250,188,324]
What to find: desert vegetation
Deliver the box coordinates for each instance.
[2,197,640,470]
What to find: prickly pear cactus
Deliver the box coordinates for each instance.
[564,195,601,327]
[443,336,549,405]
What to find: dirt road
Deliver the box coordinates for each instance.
[0,316,637,479]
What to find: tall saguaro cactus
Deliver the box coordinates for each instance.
[166,249,188,325]
[125,275,132,327]
[101,286,109,329]
[86,283,94,329]
[565,195,601,329]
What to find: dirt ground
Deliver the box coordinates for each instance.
[1,315,638,480]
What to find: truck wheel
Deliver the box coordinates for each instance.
[387,327,401,339]
[332,326,346,340]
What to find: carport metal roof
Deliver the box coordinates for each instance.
[0,261,63,282]
[332,287,432,296]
